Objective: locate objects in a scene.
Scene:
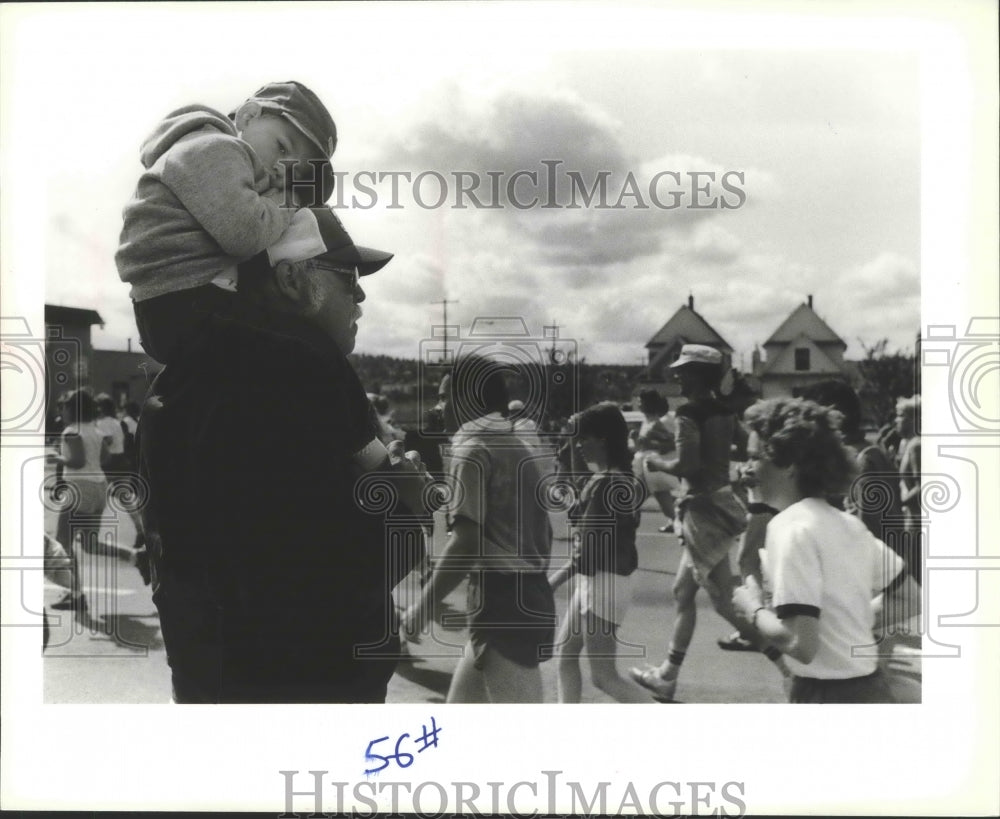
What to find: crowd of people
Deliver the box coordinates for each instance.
[357,353,920,706]
[43,79,922,705]
[45,392,147,618]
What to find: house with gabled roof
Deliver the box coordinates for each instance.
[44,303,162,424]
[641,295,734,396]
[751,295,852,398]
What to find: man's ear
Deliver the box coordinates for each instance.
[273,260,312,307]
[233,100,262,132]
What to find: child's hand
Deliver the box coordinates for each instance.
[262,186,291,208]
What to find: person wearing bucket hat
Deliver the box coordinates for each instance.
[628,344,791,701]
[117,81,338,366]
[137,208,433,703]
[669,343,723,369]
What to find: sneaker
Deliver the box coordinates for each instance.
[628,666,678,703]
[717,631,757,652]
[658,523,674,533]
[51,591,87,611]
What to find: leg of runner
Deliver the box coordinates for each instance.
[555,586,585,703]
[584,614,649,703]
[704,555,741,628]
[629,555,699,702]
[446,644,489,703]
[653,489,676,532]
[482,648,544,703]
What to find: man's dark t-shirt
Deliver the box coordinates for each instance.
[138,307,415,702]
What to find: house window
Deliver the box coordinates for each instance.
[794,348,810,371]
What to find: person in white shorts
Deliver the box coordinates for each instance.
[550,403,649,703]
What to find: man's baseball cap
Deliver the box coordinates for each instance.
[247,81,337,160]
[266,208,393,276]
[670,344,723,368]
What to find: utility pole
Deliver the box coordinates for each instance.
[430,298,459,362]
[547,319,561,362]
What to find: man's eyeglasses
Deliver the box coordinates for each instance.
[311,261,360,290]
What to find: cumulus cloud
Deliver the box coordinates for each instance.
[362,86,746,273]
[350,83,762,355]
[380,83,630,180]
[823,252,920,354]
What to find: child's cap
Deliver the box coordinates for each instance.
[266,208,393,276]
[247,81,337,160]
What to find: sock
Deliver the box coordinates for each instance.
[664,649,686,679]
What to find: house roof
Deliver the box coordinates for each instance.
[764,302,844,347]
[646,303,733,352]
[44,304,105,328]
[757,332,845,377]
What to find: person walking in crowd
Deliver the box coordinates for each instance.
[718,378,909,653]
[93,393,127,473]
[877,422,902,465]
[403,405,446,482]
[121,402,141,458]
[401,362,556,702]
[731,397,920,703]
[46,406,67,499]
[508,398,544,452]
[896,396,922,584]
[47,389,108,614]
[549,403,649,703]
[630,389,678,533]
[799,381,906,544]
[629,345,787,701]
[119,401,152,583]
[138,207,432,703]
[507,399,537,433]
[94,393,147,559]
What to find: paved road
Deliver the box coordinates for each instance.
[43,499,920,704]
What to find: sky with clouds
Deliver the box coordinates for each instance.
[7,4,925,367]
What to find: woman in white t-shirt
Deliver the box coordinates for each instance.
[732,397,920,703]
[48,390,108,612]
